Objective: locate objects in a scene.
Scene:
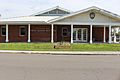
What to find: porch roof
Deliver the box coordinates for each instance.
[0,16,60,24]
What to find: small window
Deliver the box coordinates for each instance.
[20,27,26,36]
[62,28,68,37]
[1,26,6,36]
[49,10,57,14]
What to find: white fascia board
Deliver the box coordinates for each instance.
[52,22,120,26]
[0,21,50,25]
[0,16,59,22]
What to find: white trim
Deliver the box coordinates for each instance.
[109,25,112,43]
[1,26,6,36]
[103,26,106,43]
[52,22,120,26]
[19,26,27,36]
[71,24,73,43]
[5,24,9,42]
[51,24,54,43]
[28,24,31,42]
[48,6,120,23]
[90,25,93,44]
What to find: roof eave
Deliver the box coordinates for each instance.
[0,21,50,25]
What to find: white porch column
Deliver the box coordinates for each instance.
[51,24,54,43]
[90,25,93,44]
[109,25,112,43]
[28,24,31,42]
[103,26,106,43]
[6,24,9,42]
[71,24,73,43]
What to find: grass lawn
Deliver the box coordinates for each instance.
[0,43,120,51]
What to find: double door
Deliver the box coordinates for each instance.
[73,28,88,42]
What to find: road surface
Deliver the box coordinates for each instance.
[0,54,120,80]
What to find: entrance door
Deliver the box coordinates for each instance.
[73,28,88,42]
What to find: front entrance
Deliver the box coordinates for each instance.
[73,28,88,42]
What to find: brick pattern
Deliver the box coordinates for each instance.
[9,25,28,42]
[93,27,109,42]
[31,25,51,42]
[0,26,6,42]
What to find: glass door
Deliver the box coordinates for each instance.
[78,29,82,41]
[83,29,87,42]
[73,28,88,42]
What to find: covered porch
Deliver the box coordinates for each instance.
[0,23,119,44]
[51,24,120,44]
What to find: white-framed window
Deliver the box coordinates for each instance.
[62,28,68,37]
[19,26,26,36]
[1,26,6,36]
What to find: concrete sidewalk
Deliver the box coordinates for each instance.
[0,50,120,55]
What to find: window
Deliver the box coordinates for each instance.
[20,26,26,36]
[62,28,68,37]
[1,26,6,36]
[49,10,57,14]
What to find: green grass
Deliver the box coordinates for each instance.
[0,43,120,51]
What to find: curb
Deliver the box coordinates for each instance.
[0,50,120,55]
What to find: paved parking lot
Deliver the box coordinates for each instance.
[0,54,120,80]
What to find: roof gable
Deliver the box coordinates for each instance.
[32,6,72,16]
[48,6,120,23]
[55,10,120,23]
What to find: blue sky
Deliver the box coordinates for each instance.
[0,0,120,18]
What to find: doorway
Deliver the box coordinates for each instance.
[73,28,88,42]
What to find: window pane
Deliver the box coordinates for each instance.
[20,28,26,35]
[62,28,68,36]
[73,31,76,40]
[83,29,87,40]
[78,29,82,40]
[63,29,67,33]
[1,27,6,36]
[49,10,57,14]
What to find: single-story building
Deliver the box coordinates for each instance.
[0,6,120,43]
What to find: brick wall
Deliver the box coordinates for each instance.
[55,25,71,42]
[0,26,6,42]
[31,25,51,42]
[93,27,109,42]
[9,25,28,42]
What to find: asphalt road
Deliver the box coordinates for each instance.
[0,54,120,80]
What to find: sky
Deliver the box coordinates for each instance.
[0,0,120,18]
